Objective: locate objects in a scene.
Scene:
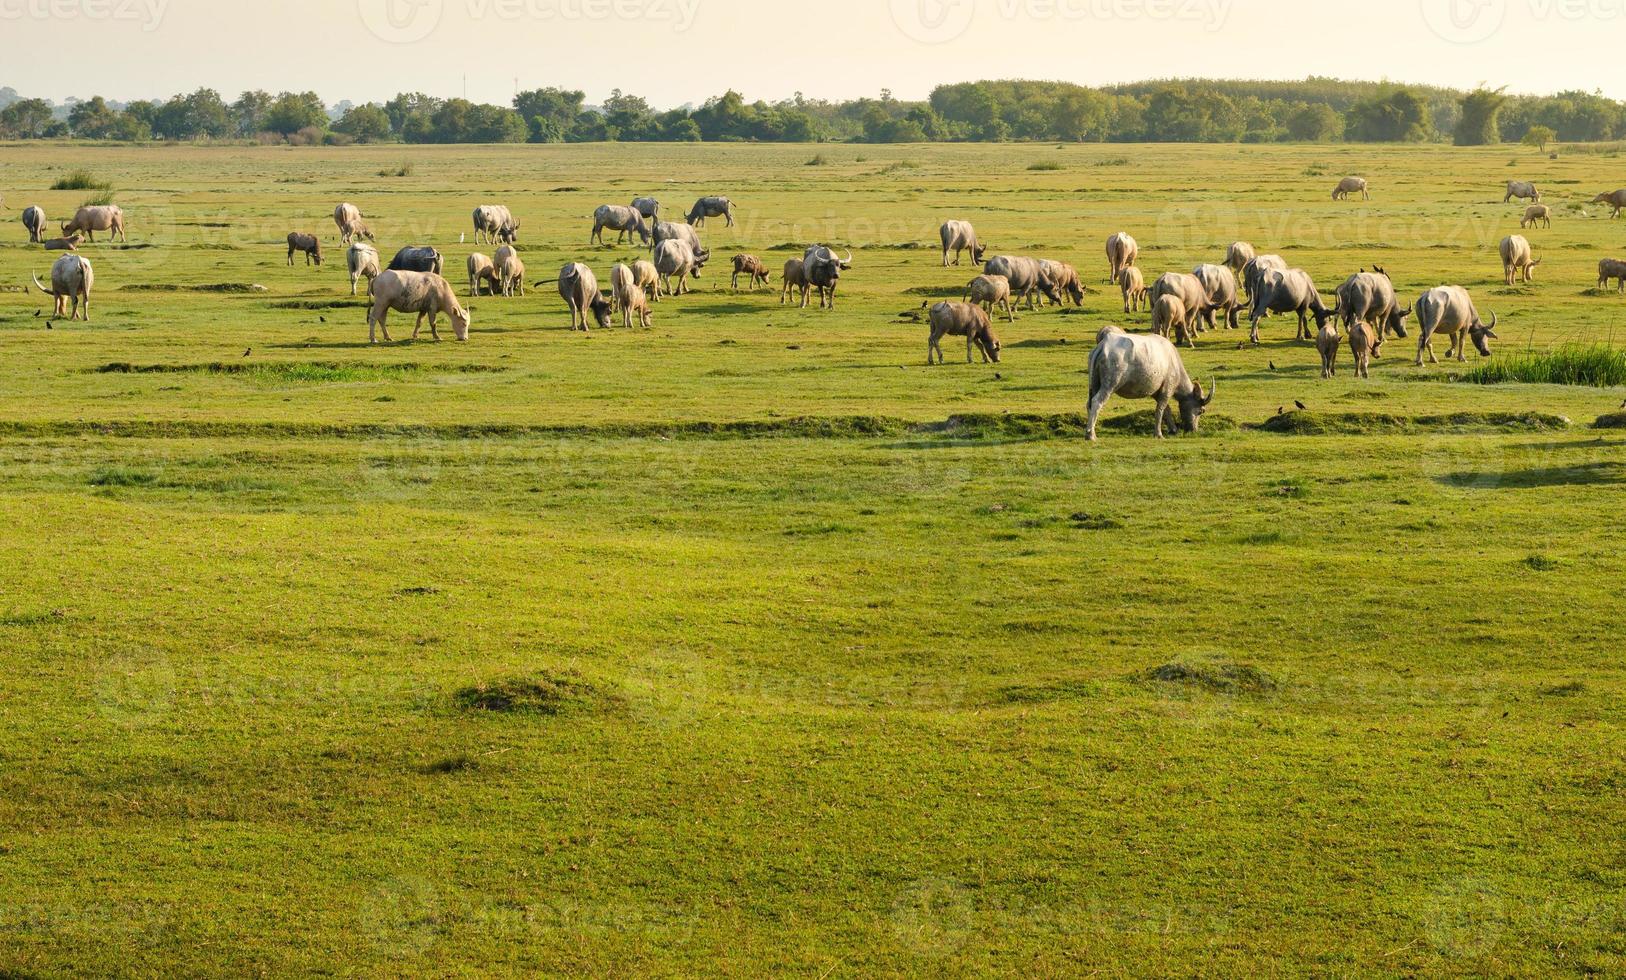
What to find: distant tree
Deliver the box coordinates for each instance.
[334,103,393,143]
[1346,89,1432,142]
[513,87,583,142]
[568,111,613,143]
[603,90,657,140]
[1455,87,1507,146]
[1522,124,1556,151]
[264,92,328,135]
[68,97,119,139]
[385,92,440,134]
[0,98,57,138]
[232,90,272,136]
[1287,103,1343,142]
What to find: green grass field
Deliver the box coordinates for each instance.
[2,140,1625,976]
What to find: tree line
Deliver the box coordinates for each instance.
[1,79,1621,146]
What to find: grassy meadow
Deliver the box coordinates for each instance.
[2,140,1626,976]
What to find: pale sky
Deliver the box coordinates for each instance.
[5,0,1625,106]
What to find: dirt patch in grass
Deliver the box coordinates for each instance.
[453,671,623,717]
[1148,659,1277,695]
[1254,411,1570,435]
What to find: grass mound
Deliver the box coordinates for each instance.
[991,679,1100,706]
[51,170,112,192]
[1255,411,1570,434]
[453,671,621,717]
[1149,659,1277,695]
[96,362,505,384]
[122,283,266,293]
[1460,344,1626,387]
[1592,412,1626,429]
[918,411,1235,439]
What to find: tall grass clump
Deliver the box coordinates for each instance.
[51,170,112,192]
[1027,159,1064,172]
[1461,344,1626,387]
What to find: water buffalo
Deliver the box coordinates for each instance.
[1040,260,1085,306]
[1106,232,1138,284]
[1150,272,1211,344]
[802,245,851,310]
[652,221,703,257]
[1599,258,1626,293]
[473,205,518,245]
[467,253,498,297]
[22,205,46,243]
[286,232,322,266]
[1415,286,1498,365]
[334,204,372,244]
[348,242,381,296]
[592,205,650,247]
[941,220,985,267]
[388,246,443,276]
[1500,235,1541,285]
[965,274,1015,323]
[1086,326,1214,441]
[1592,190,1626,218]
[686,197,735,228]
[984,255,1060,310]
[927,302,1001,365]
[367,270,469,344]
[1521,205,1553,229]
[62,205,126,243]
[32,253,93,321]
[731,254,771,291]
[1335,270,1411,345]
[1505,181,1542,204]
[631,197,661,221]
[552,263,613,331]
[1332,177,1370,201]
[1191,264,1241,331]
[654,240,709,296]
[1248,269,1336,344]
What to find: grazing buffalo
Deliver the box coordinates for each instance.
[984,255,1059,310]
[1336,270,1411,345]
[686,197,735,228]
[927,302,1001,365]
[62,205,126,243]
[367,270,469,344]
[1599,258,1626,293]
[1086,326,1213,441]
[592,205,650,247]
[1415,286,1497,365]
[631,197,661,221]
[286,232,322,266]
[467,252,498,297]
[473,205,518,245]
[1332,177,1370,201]
[1500,235,1541,285]
[965,274,1015,323]
[1593,190,1626,218]
[554,263,613,331]
[731,254,771,291]
[1505,181,1542,204]
[334,203,371,244]
[1248,268,1336,344]
[654,240,709,296]
[940,220,985,267]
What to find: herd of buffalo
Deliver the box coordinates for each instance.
[15,174,1626,439]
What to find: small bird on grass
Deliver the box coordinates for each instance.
[242,348,252,357]
[33,309,40,317]
[1269,361,1278,372]
[319,315,327,323]
[1277,407,1285,416]
[1295,401,1308,411]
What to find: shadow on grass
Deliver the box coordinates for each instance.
[1434,462,1626,489]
